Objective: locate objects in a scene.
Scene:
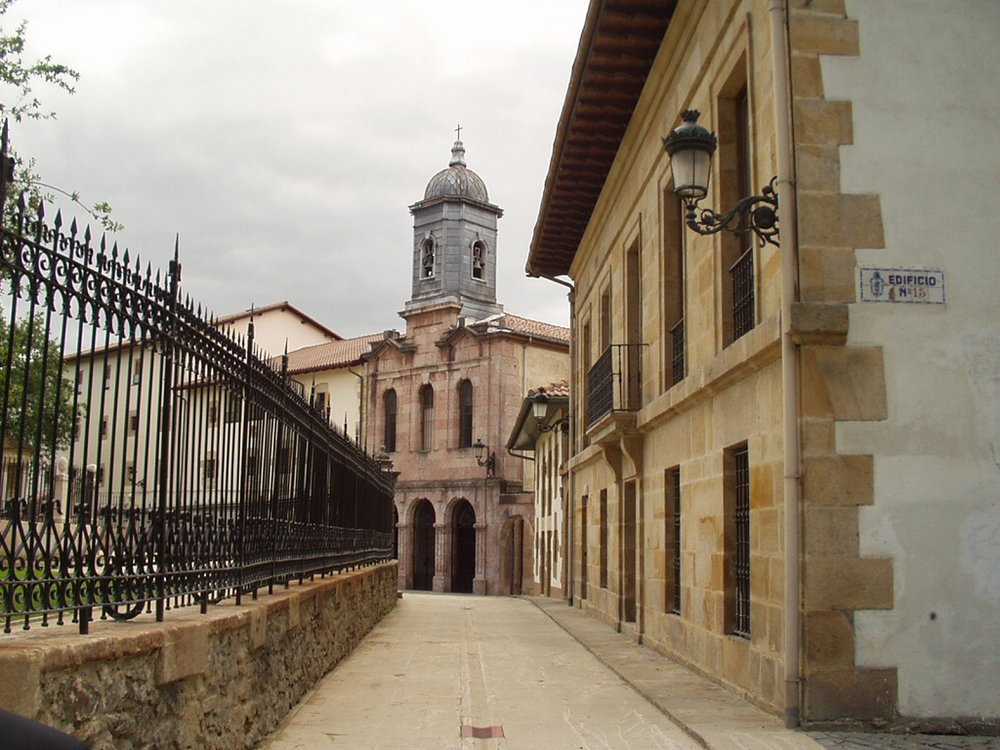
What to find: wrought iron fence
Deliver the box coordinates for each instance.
[0,124,394,634]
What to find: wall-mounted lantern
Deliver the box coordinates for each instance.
[531,388,569,433]
[472,438,496,477]
[663,109,779,247]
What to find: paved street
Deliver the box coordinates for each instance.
[257,593,999,750]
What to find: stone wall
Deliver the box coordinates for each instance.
[0,563,397,750]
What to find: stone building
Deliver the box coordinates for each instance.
[527,0,999,730]
[60,300,342,510]
[505,380,570,599]
[364,140,569,595]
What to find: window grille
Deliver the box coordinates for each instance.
[731,248,754,342]
[669,467,681,614]
[733,445,751,638]
[670,319,685,386]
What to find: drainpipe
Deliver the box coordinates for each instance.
[531,273,575,605]
[769,0,802,729]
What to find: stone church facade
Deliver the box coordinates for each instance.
[364,140,569,595]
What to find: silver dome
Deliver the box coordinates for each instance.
[423,141,489,202]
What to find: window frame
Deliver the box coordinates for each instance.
[383,389,397,452]
[419,384,434,452]
[458,379,473,448]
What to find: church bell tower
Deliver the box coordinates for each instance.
[404,136,504,321]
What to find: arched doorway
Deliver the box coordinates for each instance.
[412,500,435,591]
[451,500,476,593]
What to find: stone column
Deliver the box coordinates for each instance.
[473,522,487,595]
[432,522,446,592]
[396,521,409,590]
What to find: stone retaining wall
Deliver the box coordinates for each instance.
[0,562,398,750]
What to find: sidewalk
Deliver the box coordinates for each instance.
[528,595,819,750]
[528,596,1000,750]
[256,593,998,750]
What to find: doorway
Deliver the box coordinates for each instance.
[451,500,476,593]
[412,500,435,591]
[622,481,637,622]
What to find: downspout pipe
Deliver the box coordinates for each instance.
[531,273,575,605]
[769,0,802,729]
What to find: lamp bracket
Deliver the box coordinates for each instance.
[685,176,780,247]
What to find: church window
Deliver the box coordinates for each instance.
[471,240,486,281]
[458,379,473,448]
[383,389,397,452]
[422,237,435,278]
[419,384,434,451]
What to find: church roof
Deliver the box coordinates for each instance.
[283,333,383,374]
[468,313,570,346]
[423,140,490,203]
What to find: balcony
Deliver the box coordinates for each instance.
[586,344,644,433]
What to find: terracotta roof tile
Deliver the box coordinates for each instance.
[473,313,570,344]
[530,379,569,399]
[283,333,382,374]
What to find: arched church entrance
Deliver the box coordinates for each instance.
[451,500,476,593]
[412,500,435,591]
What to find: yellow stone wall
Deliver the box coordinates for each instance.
[788,0,894,722]
[564,0,894,720]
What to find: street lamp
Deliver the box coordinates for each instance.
[531,388,568,433]
[374,445,394,473]
[472,438,496,477]
[663,109,779,247]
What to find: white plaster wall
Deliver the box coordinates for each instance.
[533,427,564,590]
[225,309,335,357]
[824,0,1000,719]
[291,368,363,442]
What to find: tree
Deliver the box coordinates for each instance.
[0,312,76,455]
[0,0,120,231]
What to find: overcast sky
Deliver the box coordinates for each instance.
[5,1,585,340]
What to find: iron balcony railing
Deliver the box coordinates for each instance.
[586,343,644,428]
[0,123,395,635]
